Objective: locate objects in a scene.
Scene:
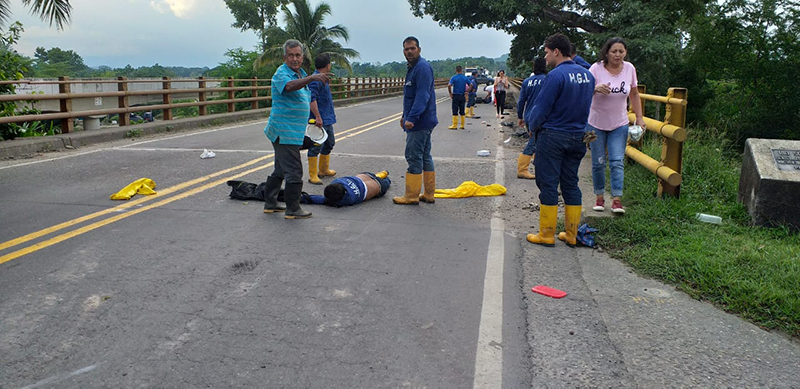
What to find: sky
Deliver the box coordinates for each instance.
[6,0,513,69]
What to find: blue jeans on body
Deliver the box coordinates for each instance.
[363,172,391,197]
[405,129,434,174]
[307,124,336,157]
[522,125,538,156]
[534,129,586,206]
[467,94,476,107]
[588,124,627,197]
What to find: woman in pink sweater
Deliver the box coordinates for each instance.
[587,37,645,214]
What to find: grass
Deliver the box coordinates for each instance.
[590,128,800,337]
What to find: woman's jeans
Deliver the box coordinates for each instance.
[405,129,434,174]
[535,129,586,206]
[522,126,538,156]
[307,124,336,157]
[588,124,627,197]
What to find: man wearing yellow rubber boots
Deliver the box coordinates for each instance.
[447,65,469,130]
[307,53,337,185]
[466,71,479,118]
[516,57,548,180]
[525,34,594,247]
[394,36,438,205]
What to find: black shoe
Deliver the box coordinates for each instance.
[284,182,312,219]
[263,175,286,213]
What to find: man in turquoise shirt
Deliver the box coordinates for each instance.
[262,39,330,219]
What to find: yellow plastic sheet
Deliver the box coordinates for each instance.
[434,181,506,198]
[110,178,157,200]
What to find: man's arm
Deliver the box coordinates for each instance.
[284,72,330,93]
[517,81,529,122]
[405,67,433,126]
[527,75,560,130]
[309,100,323,127]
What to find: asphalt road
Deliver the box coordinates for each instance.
[1,91,799,388]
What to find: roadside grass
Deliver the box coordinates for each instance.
[590,128,800,337]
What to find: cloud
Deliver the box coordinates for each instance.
[149,0,198,19]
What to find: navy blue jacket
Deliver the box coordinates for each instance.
[526,60,595,133]
[467,76,478,97]
[517,74,546,121]
[403,57,438,132]
[308,70,337,125]
[574,55,591,69]
[327,176,367,206]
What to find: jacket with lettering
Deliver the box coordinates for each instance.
[402,57,438,132]
[517,73,546,121]
[526,60,595,133]
[327,176,367,206]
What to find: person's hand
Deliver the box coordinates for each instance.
[635,117,646,127]
[311,72,331,84]
[404,121,415,130]
[449,92,454,99]
[400,118,405,129]
[315,116,323,127]
[595,83,611,95]
[517,119,525,127]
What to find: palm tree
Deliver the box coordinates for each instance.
[255,0,359,74]
[0,0,73,30]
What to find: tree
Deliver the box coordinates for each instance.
[0,0,73,30]
[31,46,88,77]
[224,0,290,50]
[256,0,359,74]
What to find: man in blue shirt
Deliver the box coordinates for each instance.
[307,53,338,185]
[394,36,438,205]
[321,171,391,207]
[466,71,479,117]
[262,39,331,219]
[447,65,470,130]
[570,43,592,69]
[525,34,595,247]
[515,57,547,180]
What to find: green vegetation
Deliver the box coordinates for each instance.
[591,129,800,337]
[345,55,511,79]
[0,0,72,30]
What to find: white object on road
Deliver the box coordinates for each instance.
[200,149,216,159]
[504,137,512,144]
[696,213,722,224]
[477,150,491,157]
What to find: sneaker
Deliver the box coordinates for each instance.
[593,198,605,211]
[611,199,625,214]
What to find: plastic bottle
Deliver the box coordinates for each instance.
[696,213,722,224]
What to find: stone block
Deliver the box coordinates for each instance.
[738,138,800,230]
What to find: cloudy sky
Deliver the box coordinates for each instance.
[7,0,513,68]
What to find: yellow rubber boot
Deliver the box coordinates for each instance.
[470,107,475,117]
[517,154,535,179]
[307,156,322,185]
[466,107,473,118]
[318,154,336,177]
[419,171,436,203]
[558,205,582,247]
[459,115,465,129]
[393,173,422,205]
[375,170,388,179]
[448,115,458,130]
[527,205,558,247]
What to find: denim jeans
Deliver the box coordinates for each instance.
[405,128,434,174]
[467,94,476,107]
[534,129,586,206]
[522,126,538,156]
[307,124,336,157]
[588,124,627,197]
[363,172,391,197]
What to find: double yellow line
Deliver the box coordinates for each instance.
[0,108,424,265]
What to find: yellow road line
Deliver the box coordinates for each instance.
[0,112,405,264]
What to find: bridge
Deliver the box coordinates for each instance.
[0,83,798,387]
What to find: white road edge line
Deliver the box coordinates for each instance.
[473,141,506,388]
[22,364,98,389]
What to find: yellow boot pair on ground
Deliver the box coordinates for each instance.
[392,171,436,205]
[466,107,475,117]
[307,154,337,185]
[526,205,582,247]
[447,116,465,130]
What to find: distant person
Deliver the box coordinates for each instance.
[322,171,391,206]
[587,37,645,214]
[466,71,479,117]
[516,57,548,180]
[262,39,330,219]
[570,43,592,69]
[307,53,338,185]
[494,70,510,118]
[447,65,470,130]
[524,33,594,248]
[394,36,438,205]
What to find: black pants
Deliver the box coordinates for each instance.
[270,141,303,184]
[495,90,506,114]
[451,94,466,116]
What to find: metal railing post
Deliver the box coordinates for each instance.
[58,76,73,133]
[162,77,173,120]
[198,77,207,116]
[659,87,687,198]
[251,77,258,110]
[227,77,235,113]
[117,76,130,126]
[346,77,352,98]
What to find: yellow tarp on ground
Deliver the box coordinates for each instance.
[110,178,157,200]
[434,181,506,198]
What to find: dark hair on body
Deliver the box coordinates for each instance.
[543,33,571,58]
[533,57,547,75]
[324,183,346,203]
[314,53,331,70]
[598,37,627,64]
